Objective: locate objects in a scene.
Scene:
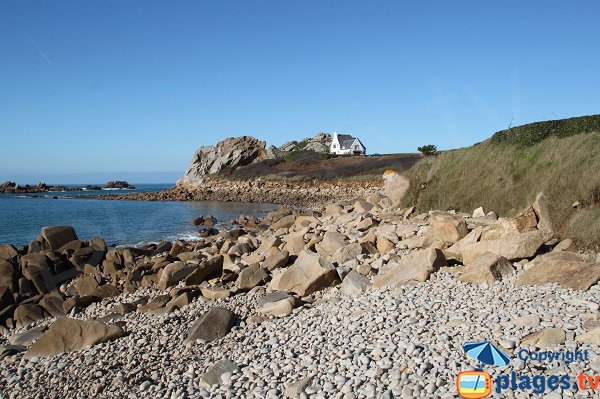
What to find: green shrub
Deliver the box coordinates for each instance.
[491,114,600,146]
[417,145,438,155]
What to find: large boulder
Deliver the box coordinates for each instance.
[40,226,78,251]
[14,303,47,328]
[274,250,340,296]
[382,170,410,206]
[458,252,514,284]
[515,252,600,291]
[237,264,270,291]
[427,212,468,245]
[340,270,370,296]
[373,248,447,288]
[461,231,545,265]
[24,317,124,359]
[179,136,268,186]
[158,262,197,290]
[185,256,224,285]
[315,231,348,257]
[0,259,15,292]
[186,307,237,343]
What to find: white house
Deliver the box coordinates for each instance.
[329,132,367,155]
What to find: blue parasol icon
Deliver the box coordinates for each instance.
[463,341,511,367]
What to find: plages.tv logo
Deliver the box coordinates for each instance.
[456,341,511,398]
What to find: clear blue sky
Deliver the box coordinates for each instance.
[1,1,599,183]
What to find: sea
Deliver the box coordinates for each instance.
[0,184,277,248]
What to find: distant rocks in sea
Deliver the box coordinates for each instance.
[104,181,135,189]
[0,181,131,194]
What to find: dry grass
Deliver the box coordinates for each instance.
[401,133,600,249]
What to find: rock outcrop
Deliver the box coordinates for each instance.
[179,136,269,186]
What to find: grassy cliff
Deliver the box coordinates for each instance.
[402,117,600,249]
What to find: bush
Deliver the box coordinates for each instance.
[417,145,438,155]
[491,114,600,146]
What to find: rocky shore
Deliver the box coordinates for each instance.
[1,176,600,398]
[87,179,383,209]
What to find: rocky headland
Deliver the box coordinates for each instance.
[1,172,600,398]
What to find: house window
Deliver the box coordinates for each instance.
[354,145,358,150]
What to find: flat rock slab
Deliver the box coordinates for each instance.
[515,252,600,291]
[198,358,239,387]
[522,328,566,349]
[186,307,236,343]
[373,248,447,288]
[24,317,125,359]
[8,325,47,346]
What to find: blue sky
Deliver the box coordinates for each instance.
[1,1,599,183]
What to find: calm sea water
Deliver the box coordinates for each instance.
[0,184,277,247]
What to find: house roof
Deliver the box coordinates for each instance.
[334,133,366,151]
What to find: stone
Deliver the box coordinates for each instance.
[282,233,306,256]
[40,226,78,251]
[198,358,239,387]
[373,248,447,288]
[201,287,231,300]
[340,270,370,296]
[316,231,348,257]
[513,314,541,328]
[237,263,270,291]
[158,262,197,290]
[258,298,295,317]
[382,170,410,206]
[552,238,577,252]
[21,254,55,294]
[0,286,14,310]
[39,294,65,317]
[576,328,600,346]
[185,255,224,285]
[262,249,289,271]
[285,376,313,399]
[515,252,600,291]
[353,200,374,214]
[62,295,101,314]
[0,259,15,291]
[332,243,363,265]
[522,328,566,349]
[14,304,47,328]
[0,244,18,261]
[461,231,545,265]
[458,252,514,284]
[376,238,395,254]
[113,302,137,315]
[325,204,344,217]
[472,207,486,217]
[511,206,538,233]
[138,295,171,313]
[8,325,47,346]
[427,212,468,245]
[186,307,236,343]
[271,215,296,230]
[24,317,125,359]
[274,250,340,296]
[532,192,554,240]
